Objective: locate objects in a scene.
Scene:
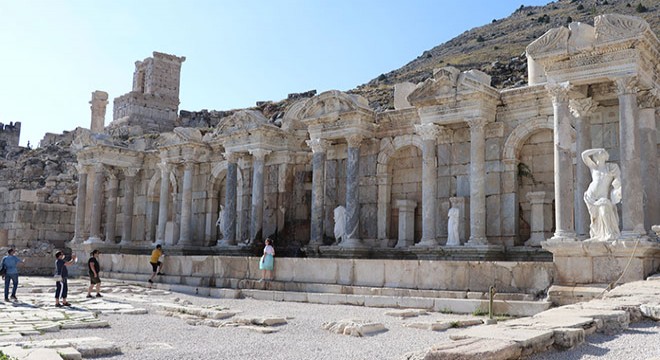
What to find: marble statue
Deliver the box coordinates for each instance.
[582,148,622,241]
[216,205,225,239]
[333,205,346,245]
[447,206,460,246]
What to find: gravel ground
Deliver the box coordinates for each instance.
[35,289,478,360]
[530,321,660,360]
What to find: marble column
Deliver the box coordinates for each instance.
[569,98,597,239]
[72,165,89,242]
[547,82,576,241]
[638,90,659,233]
[341,135,363,247]
[307,138,330,245]
[156,162,171,243]
[415,124,441,247]
[249,149,270,243]
[219,152,239,246]
[614,77,645,237]
[524,191,554,246]
[120,167,139,245]
[86,163,105,243]
[104,170,119,244]
[395,200,417,248]
[466,117,487,246]
[179,160,195,245]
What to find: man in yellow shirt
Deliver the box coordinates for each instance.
[148,244,164,284]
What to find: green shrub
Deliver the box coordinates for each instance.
[577,4,584,10]
[636,3,648,12]
[477,35,485,42]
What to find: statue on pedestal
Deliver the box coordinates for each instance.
[582,148,622,241]
[216,205,225,240]
[333,205,346,245]
[447,206,460,246]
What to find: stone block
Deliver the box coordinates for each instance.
[354,260,385,287]
[407,338,521,360]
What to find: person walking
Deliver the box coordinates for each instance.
[2,249,23,302]
[259,238,275,281]
[86,249,102,298]
[54,251,77,307]
[148,244,165,284]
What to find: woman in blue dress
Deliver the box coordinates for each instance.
[259,238,275,281]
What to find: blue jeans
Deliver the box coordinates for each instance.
[4,273,18,299]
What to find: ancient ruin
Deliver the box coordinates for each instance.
[0,14,658,307]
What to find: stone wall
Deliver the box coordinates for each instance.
[0,121,20,148]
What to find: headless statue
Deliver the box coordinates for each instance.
[447,206,460,246]
[333,205,346,245]
[582,148,621,241]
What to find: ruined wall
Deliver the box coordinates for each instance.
[0,122,20,148]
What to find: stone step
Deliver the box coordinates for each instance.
[547,284,609,306]
[105,271,551,317]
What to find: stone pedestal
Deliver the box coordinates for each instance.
[542,239,660,286]
[524,191,554,247]
[395,200,417,248]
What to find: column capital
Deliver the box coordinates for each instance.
[465,117,487,130]
[123,167,140,178]
[613,76,638,96]
[526,191,553,205]
[306,138,331,153]
[414,123,443,141]
[346,134,364,148]
[106,168,119,181]
[75,164,89,175]
[92,162,105,173]
[569,97,599,118]
[157,161,173,173]
[223,151,241,163]
[637,88,659,109]
[249,148,271,161]
[546,82,573,104]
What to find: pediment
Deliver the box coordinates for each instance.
[213,110,274,136]
[407,67,460,106]
[594,13,650,45]
[526,27,570,58]
[281,98,310,131]
[299,90,370,120]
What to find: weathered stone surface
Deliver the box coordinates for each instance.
[322,319,387,337]
[402,338,521,360]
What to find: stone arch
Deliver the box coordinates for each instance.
[376,135,423,241]
[502,117,554,162]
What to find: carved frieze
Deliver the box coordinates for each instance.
[299,90,370,120]
[594,14,650,46]
[613,76,638,96]
[526,27,570,59]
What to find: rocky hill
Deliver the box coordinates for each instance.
[350,0,659,111]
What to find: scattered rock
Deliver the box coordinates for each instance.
[322,319,387,337]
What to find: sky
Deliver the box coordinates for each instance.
[0,0,550,148]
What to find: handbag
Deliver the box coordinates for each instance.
[0,261,6,276]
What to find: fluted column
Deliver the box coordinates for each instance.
[307,138,330,245]
[547,82,576,241]
[86,163,105,243]
[120,167,139,245]
[614,77,645,237]
[104,169,119,244]
[341,135,363,247]
[638,89,659,233]
[249,149,271,244]
[466,117,487,246]
[415,124,441,247]
[569,98,597,239]
[179,160,195,245]
[72,164,89,242]
[218,152,239,246]
[156,161,172,243]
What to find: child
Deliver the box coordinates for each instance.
[87,249,102,298]
[259,238,275,281]
[148,244,165,284]
[54,251,77,307]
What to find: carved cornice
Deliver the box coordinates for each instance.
[546,82,573,104]
[346,134,364,148]
[613,76,638,96]
[569,98,599,118]
[305,138,331,154]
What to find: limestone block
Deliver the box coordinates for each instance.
[322,319,386,337]
[639,304,660,320]
[456,176,470,197]
[403,338,521,360]
[394,82,416,110]
[553,256,594,285]
[453,128,470,142]
[397,297,435,310]
[552,328,585,349]
[452,143,471,164]
[486,195,501,236]
[354,260,385,287]
[383,260,417,287]
[485,138,501,161]
[451,324,554,351]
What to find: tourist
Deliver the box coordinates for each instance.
[148,244,165,284]
[54,251,77,307]
[87,249,102,298]
[2,249,23,302]
[259,238,275,281]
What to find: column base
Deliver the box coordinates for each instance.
[414,238,439,248]
[466,236,488,247]
[547,231,578,243]
[84,236,103,244]
[216,240,238,247]
[339,238,363,248]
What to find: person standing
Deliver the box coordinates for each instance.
[86,249,102,298]
[54,251,77,307]
[2,249,23,302]
[148,244,165,284]
[259,238,275,281]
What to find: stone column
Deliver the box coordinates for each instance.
[179,160,195,245]
[307,138,330,245]
[341,135,363,247]
[72,164,89,242]
[218,152,239,246]
[547,82,576,241]
[466,117,487,246]
[249,149,270,243]
[614,77,645,237]
[156,161,171,243]
[569,98,597,239]
[395,200,417,248]
[86,163,105,243]
[120,167,139,245]
[415,124,441,247]
[104,170,119,244]
[524,191,554,246]
[90,90,108,133]
[638,90,659,233]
